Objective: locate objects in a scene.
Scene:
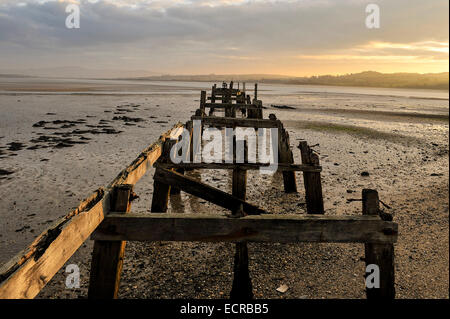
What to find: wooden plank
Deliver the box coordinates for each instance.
[153,168,266,215]
[91,213,398,244]
[0,190,105,299]
[208,96,238,101]
[88,185,133,299]
[155,162,322,173]
[212,88,240,95]
[299,141,324,214]
[0,123,184,299]
[204,103,261,110]
[363,189,396,299]
[109,123,184,187]
[191,116,281,128]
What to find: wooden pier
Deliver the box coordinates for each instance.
[0,82,398,299]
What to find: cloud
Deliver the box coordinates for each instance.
[0,0,448,75]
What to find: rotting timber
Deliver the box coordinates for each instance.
[0,82,397,299]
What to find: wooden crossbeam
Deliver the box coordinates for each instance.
[153,168,266,215]
[191,116,281,128]
[211,88,240,95]
[91,213,398,244]
[208,96,238,101]
[204,103,261,110]
[154,162,322,173]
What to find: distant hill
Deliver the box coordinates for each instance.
[0,67,159,79]
[128,74,292,82]
[132,71,449,90]
[283,71,449,90]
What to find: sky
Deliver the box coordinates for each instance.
[0,0,448,77]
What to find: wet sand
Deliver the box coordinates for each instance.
[0,80,448,299]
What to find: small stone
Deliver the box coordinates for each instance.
[360,171,370,177]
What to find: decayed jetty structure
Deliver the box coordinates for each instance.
[0,82,398,299]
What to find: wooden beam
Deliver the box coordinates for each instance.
[299,141,324,214]
[154,162,322,173]
[0,123,184,299]
[204,103,261,110]
[363,189,396,299]
[208,96,238,101]
[212,88,240,95]
[109,123,184,187]
[91,213,398,244]
[88,185,133,299]
[0,189,106,299]
[191,116,281,128]
[153,168,266,215]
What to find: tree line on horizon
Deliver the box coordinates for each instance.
[134,71,449,90]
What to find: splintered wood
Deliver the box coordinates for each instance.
[0,82,398,300]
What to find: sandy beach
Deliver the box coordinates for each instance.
[0,78,448,299]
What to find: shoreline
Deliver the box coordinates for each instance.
[0,83,448,298]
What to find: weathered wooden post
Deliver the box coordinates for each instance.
[171,128,188,195]
[88,184,134,299]
[232,139,248,199]
[247,102,256,119]
[185,120,194,167]
[254,83,258,101]
[209,85,216,116]
[200,90,206,114]
[230,140,253,300]
[363,189,395,299]
[298,141,324,213]
[254,100,263,119]
[268,116,297,193]
[151,139,176,212]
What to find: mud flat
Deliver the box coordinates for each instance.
[0,80,448,299]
